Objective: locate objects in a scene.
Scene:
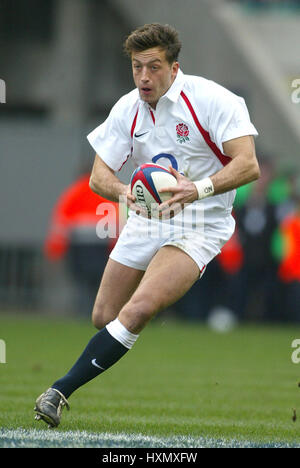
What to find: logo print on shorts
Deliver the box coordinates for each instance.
[176,123,189,144]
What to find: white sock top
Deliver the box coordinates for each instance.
[106,318,139,350]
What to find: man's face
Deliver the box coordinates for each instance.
[131,47,179,109]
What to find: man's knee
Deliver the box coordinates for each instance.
[92,299,116,330]
[118,295,158,334]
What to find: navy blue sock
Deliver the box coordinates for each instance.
[52,327,128,399]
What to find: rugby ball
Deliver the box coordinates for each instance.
[130,163,177,218]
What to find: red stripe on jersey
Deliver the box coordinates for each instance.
[118,154,130,172]
[118,107,139,171]
[180,91,231,167]
[149,108,155,124]
[131,107,139,138]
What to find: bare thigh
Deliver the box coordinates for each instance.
[119,245,200,334]
[92,258,145,329]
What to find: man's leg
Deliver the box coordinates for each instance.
[49,260,144,396]
[34,259,144,427]
[92,258,145,329]
[118,246,200,333]
[34,247,199,426]
[52,246,199,398]
[55,245,200,395]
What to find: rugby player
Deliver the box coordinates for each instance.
[34,23,260,427]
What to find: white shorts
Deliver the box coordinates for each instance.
[110,211,235,278]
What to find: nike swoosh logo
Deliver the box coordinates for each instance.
[91,359,105,370]
[134,131,149,138]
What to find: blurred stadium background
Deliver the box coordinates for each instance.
[0,0,300,324]
[2,0,300,449]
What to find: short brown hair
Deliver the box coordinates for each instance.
[123,23,182,64]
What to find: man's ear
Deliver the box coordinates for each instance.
[172,61,179,77]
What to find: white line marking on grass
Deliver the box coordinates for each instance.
[0,429,300,448]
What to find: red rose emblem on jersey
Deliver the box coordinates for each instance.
[176,123,189,137]
[176,123,190,143]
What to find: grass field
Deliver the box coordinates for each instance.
[1,313,300,448]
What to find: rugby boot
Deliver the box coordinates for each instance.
[34,388,70,428]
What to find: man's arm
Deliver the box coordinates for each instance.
[159,135,260,210]
[210,135,260,194]
[89,155,127,201]
[89,154,136,208]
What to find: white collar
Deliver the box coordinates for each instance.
[163,68,185,103]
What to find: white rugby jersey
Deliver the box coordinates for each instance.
[87,69,258,225]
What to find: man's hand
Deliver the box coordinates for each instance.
[158,166,198,218]
[125,184,148,217]
[90,155,147,217]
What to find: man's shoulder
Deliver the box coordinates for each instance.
[183,74,241,104]
[111,88,140,116]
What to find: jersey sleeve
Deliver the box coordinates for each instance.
[208,88,258,153]
[87,96,133,172]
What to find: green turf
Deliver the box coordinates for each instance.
[0,313,300,447]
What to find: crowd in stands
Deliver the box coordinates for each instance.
[230,0,300,9]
